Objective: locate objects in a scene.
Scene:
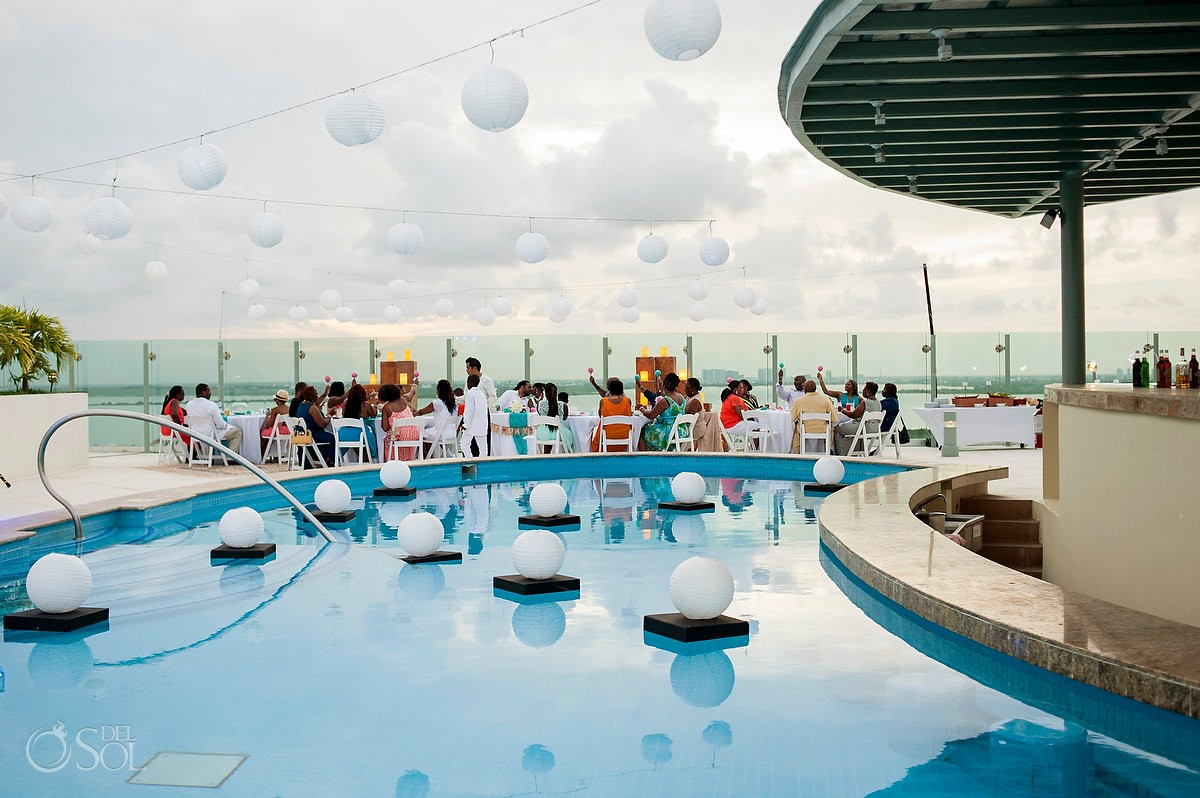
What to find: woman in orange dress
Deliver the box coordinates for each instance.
[587,376,633,452]
[160,385,190,447]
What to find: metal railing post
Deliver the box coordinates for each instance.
[686,335,693,381]
[142,342,152,453]
[930,334,939,400]
[851,334,859,383]
[1004,334,1011,393]
[524,338,531,383]
[602,337,610,382]
[293,340,301,386]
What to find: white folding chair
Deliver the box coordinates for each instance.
[290,417,328,471]
[882,418,904,457]
[797,413,833,455]
[526,416,567,455]
[741,410,776,453]
[185,417,229,468]
[665,413,697,452]
[425,414,461,459]
[721,420,765,453]
[262,417,294,465]
[599,415,636,452]
[157,428,187,464]
[332,418,371,466]
[386,418,427,461]
[847,410,886,457]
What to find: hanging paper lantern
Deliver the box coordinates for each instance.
[382,304,403,323]
[461,65,529,132]
[10,196,54,232]
[475,307,496,327]
[644,0,723,61]
[77,233,101,255]
[688,302,707,322]
[549,310,566,324]
[314,479,352,513]
[516,232,549,264]
[491,296,512,316]
[750,296,768,316]
[688,278,709,301]
[699,236,730,266]
[248,212,285,248]
[289,305,308,321]
[177,142,228,191]
[324,92,386,147]
[334,305,354,323]
[550,295,572,318]
[434,297,454,317]
[387,278,409,298]
[669,556,734,620]
[380,460,411,489]
[0,192,7,221]
[733,285,757,308]
[397,512,444,558]
[237,278,260,299]
[813,456,844,486]
[247,303,267,320]
[618,287,638,308]
[84,197,132,240]
[387,223,424,256]
[621,306,641,323]
[637,233,669,264]
[671,472,706,504]
[144,260,168,282]
[512,529,566,580]
[319,289,342,310]
[218,507,263,548]
[529,483,568,517]
[25,553,92,614]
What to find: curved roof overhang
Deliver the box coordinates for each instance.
[778,0,1200,219]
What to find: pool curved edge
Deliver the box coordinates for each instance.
[817,464,1200,719]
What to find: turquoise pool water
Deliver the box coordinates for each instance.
[0,457,1197,796]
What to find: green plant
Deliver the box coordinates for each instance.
[0,305,77,392]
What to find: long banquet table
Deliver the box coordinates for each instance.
[914,405,1038,447]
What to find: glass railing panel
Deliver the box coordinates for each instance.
[73,340,147,449]
[221,339,297,412]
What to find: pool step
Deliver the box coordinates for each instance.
[959,495,1043,580]
[958,495,1033,521]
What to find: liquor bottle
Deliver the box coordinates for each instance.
[1156,350,1171,388]
[1141,352,1151,388]
[1132,354,1143,387]
[1190,349,1199,389]
[1177,348,1190,389]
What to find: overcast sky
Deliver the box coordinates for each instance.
[0,0,1196,344]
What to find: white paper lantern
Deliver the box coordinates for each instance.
[144,260,168,282]
[434,297,454,317]
[387,278,409,298]
[334,305,354,323]
[750,296,768,316]
[461,65,529,132]
[238,278,260,299]
[671,471,706,504]
[397,511,444,558]
[669,556,734,620]
[314,479,352,513]
[84,197,132,240]
[25,553,92,614]
[549,309,566,324]
[0,192,7,221]
[550,295,572,318]
[688,302,707,322]
[699,236,730,266]
[491,296,512,316]
[637,233,669,264]
[688,278,710,301]
[671,514,705,545]
[474,307,496,327]
[387,222,424,255]
[529,483,568,517]
[319,289,342,310]
[380,460,411,489]
[512,602,566,648]
[248,212,285,248]
[621,306,641,323]
[177,142,228,190]
[618,287,638,308]
[218,507,263,548]
[382,304,403,323]
[11,196,54,232]
[516,232,549,264]
[511,529,566,580]
[77,233,101,255]
[324,92,386,147]
[644,0,723,61]
[733,285,757,309]
[813,456,844,486]
[247,303,267,320]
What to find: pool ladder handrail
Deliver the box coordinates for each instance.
[913,492,948,534]
[36,409,339,543]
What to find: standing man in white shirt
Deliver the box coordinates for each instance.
[459,374,489,458]
[775,369,808,408]
[185,383,243,455]
[465,357,497,455]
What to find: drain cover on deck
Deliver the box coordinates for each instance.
[128,752,247,788]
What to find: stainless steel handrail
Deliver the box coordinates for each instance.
[36,409,339,543]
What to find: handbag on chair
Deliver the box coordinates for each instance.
[898,418,910,445]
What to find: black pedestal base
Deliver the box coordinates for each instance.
[399,550,462,565]
[493,574,580,596]
[306,506,356,522]
[658,501,715,513]
[643,612,749,643]
[4,607,110,633]
[517,514,581,528]
[374,487,416,498]
[803,482,847,495]
[211,543,276,560]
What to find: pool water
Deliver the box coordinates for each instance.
[1,474,1197,797]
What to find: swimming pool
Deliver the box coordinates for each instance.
[1,456,1197,796]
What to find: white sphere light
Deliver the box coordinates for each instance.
[644,0,723,61]
[237,278,260,299]
[84,197,132,240]
[461,65,529,132]
[144,260,168,282]
[247,303,267,320]
[669,556,734,620]
[688,302,707,322]
[529,483,568,517]
[750,296,768,316]
[382,304,403,323]
[218,507,263,548]
[549,309,567,324]
[77,233,101,255]
[621,306,641,323]
[11,196,54,232]
[177,142,228,191]
[733,285,757,309]
[334,305,354,323]
[25,553,92,614]
[618,287,639,308]
[491,296,512,316]
[688,278,710,301]
[288,304,308,321]
[324,92,385,147]
[248,212,285,248]
[550,295,572,318]
[511,529,566,580]
[475,306,496,327]
[699,236,730,266]
[314,479,352,513]
[434,297,454,317]
[637,233,669,264]
[319,289,342,311]
[380,460,411,489]
[813,456,844,486]
[516,232,550,264]
[387,222,424,256]
[671,471,707,504]
[397,512,444,558]
[387,278,409,298]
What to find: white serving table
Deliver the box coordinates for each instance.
[744,409,792,453]
[565,413,650,451]
[914,405,1038,447]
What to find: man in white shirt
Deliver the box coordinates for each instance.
[185,383,243,455]
[497,380,532,411]
[459,374,489,458]
[776,370,808,408]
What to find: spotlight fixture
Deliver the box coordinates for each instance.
[870,143,885,164]
[1039,208,1059,229]
[1106,151,1117,172]
[907,175,918,194]
[931,28,953,61]
[1156,135,1168,156]
[869,99,886,126]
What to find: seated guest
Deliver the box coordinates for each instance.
[833,381,882,456]
[557,391,569,416]
[789,380,838,453]
[639,373,685,451]
[498,380,532,411]
[720,380,760,446]
[589,378,633,452]
[683,377,723,452]
[536,381,575,452]
[259,389,290,455]
[776,369,808,408]
[296,385,335,466]
[289,382,306,417]
[161,385,190,447]
[416,379,459,457]
[532,383,545,406]
[817,373,861,412]
[326,381,347,414]
[340,384,379,460]
[880,382,901,432]
[738,379,761,410]
[186,383,243,454]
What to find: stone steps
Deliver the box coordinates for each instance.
[960,494,1042,580]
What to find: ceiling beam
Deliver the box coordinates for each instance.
[801,76,1200,104]
[809,127,1200,147]
[794,95,1199,121]
[825,32,1200,64]
[810,55,1200,86]
[801,112,1184,136]
[848,5,1200,36]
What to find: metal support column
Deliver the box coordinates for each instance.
[770,334,778,380]
[930,334,938,400]
[602,337,610,382]
[851,334,858,383]
[142,342,151,453]
[1153,332,1160,361]
[1004,334,1011,394]
[524,338,532,382]
[686,335,693,380]
[293,340,301,386]
[1060,169,1086,385]
[217,341,227,406]
[68,357,76,392]
[445,338,453,381]
[368,339,377,379]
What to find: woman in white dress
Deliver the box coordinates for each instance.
[415,379,459,457]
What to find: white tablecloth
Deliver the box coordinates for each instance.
[226,414,267,463]
[565,414,649,451]
[744,409,792,453]
[915,405,1037,447]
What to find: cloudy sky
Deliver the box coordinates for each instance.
[0,0,1197,346]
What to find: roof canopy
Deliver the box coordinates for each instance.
[778,0,1200,218]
